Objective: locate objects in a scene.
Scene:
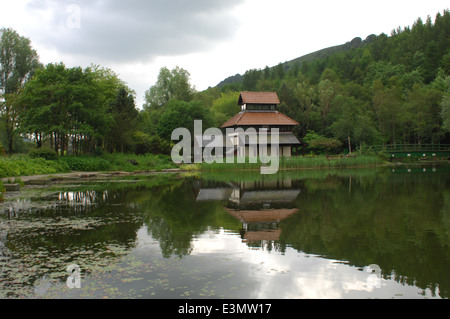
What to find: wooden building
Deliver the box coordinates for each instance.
[221,92,301,158]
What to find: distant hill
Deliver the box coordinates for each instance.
[216,35,376,88]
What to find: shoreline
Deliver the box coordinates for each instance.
[1,157,448,185]
[0,169,182,184]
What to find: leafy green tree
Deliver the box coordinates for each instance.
[329,95,358,153]
[440,77,450,133]
[303,131,342,155]
[330,95,381,152]
[211,91,240,118]
[293,80,321,136]
[407,84,442,144]
[20,63,124,155]
[131,131,171,155]
[242,69,261,91]
[372,79,408,144]
[210,91,240,127]
[144,66,195,110]
[317,79,337,129]
[0,28,41,154]
[107,87,139,153]
[157,99,214,141]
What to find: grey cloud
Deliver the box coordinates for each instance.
[26,0,244,63]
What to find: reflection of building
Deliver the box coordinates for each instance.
[195,178,300,243]
[224,208,298,243]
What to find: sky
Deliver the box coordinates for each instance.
[1,0,449,108]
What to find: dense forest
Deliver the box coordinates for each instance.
[0,10,449,157]
[209,10,450,152]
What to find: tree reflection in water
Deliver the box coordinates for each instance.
[0,168,448,298]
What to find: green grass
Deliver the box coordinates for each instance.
[193,155,389,172]
[0,155,71,178]
[0,153,178,178]
[0,153,389,179]
[280,155,388,169]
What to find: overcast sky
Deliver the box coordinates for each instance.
[1,0,448,108]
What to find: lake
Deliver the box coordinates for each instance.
[0,165,449,299]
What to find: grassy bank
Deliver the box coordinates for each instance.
[0,153,390,179]
[188,155,390,172]
[0,153,177,178]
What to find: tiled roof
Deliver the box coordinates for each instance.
[224,208,299,223]
[238,92,280,105]
[221,111,299,128]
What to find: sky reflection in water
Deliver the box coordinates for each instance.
[0,167,448,299]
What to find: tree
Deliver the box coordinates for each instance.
[0,28,40,154]
[441,77,450,133]
[210,91,240,127]
[329,95,358,154]
[157,99,213,141]
[144,66,195,110]
[20,63,124,155]
[107,87,139,153]
[211,91,240,117]
[242,69,261,91]
[303,131,342,155]
[407,84,442,144]
[372,79,408,144]
[317,79,337,129]
[294,80,321,136]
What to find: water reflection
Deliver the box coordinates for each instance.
[0,167,448,299]
[195,178,300,247]
[0,187,143,298]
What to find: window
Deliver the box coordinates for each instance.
[246,104,277,111]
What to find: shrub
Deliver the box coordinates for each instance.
[0,181,4,202]
[29,148,59,161]
[61,156,113,172]
[132,132,171,155]
[0,155,70,178]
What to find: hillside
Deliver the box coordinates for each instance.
[205,9,450,150]
[217,35,374,88]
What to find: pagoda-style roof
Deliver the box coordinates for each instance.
[221,111,299,128]
[238,92,280,105]
[224,208,299,223]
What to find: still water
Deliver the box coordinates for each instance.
[0,166,449,299]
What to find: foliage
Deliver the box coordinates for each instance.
[28,147,59,161]
[441,77,450,132]
[143,66,195,110]
[131,131,171,156]
[0,153,178,178]
[0,180,3,201]
[303,131,342,154]
[156,99,214,141]
[61,156,113,172]
[106,87,139,153]
[2,11,450,159]
[19,62,133,155]
[196,155,388,172]
[0,155,70,178]
[206,10,450,151]
[210,91,241,126]
[0,28,41,154]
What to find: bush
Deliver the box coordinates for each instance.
[132,132,171,155]
[29,148,59,161]
[0,155,70,178]
[61,156,113,172]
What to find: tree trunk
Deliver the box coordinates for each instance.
[8,136,13,155]
[348,134,352,155]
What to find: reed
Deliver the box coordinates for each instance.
[196,155,388,171]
